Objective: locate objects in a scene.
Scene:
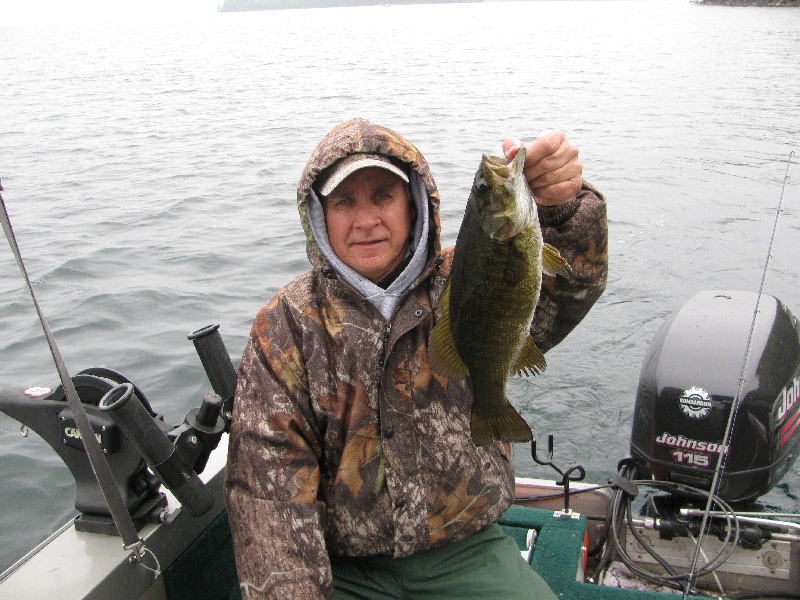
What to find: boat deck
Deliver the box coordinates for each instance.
[160,504,701,600]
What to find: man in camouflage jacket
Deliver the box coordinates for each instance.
[224,118,608,598]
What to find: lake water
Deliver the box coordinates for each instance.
[1,0,799,575]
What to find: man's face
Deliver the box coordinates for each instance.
[323,166,413,283]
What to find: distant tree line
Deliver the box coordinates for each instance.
[693,0,799,4]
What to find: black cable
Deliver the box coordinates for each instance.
[608,483,689,593]
[583,467,741,597]
[624,490,678,577]
[589,462,632,582]
[611,480,740,585]
[528,462,776,597]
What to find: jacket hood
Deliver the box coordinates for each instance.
[297,118,442,275]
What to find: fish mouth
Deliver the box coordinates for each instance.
[477,146,531,241]
[481,145,525,185]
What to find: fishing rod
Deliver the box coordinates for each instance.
[681,151,795,600]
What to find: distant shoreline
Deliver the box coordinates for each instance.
[218,0,482,12]
[692,0,800,5]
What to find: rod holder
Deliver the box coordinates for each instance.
[99,383,214,517]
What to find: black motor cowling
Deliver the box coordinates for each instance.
[630,290,800,503]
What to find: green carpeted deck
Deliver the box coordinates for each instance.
[498,506,701,599]
[163,506,700,599]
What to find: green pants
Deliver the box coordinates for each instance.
[331,523,557,600]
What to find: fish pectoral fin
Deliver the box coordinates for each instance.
[429,280,468,379]
[429,318,468,378]
[542,243,572,277]
[471,402,533,445]
[511,336,546,377]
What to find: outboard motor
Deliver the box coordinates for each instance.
[585,290,800,596]
[630,289,800,503]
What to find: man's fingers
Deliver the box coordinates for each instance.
[532,176,583,207]
[525,154,582,189]
[524,136,579,180]
[502,138,524,160]
[523,131,566,168]
[503,131,582,205]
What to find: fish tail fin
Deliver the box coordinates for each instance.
[471,403,533,446]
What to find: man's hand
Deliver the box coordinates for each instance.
[502,131,582,207]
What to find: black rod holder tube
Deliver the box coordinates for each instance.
[99,384,214,517]
[188,324,237,403]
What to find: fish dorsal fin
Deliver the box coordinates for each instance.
[511,335,546,377]
[542,243,572,277]
[429,278,468,379]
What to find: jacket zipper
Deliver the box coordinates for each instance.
[379,323,392,368]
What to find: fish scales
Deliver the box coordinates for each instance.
[430,146,570,445]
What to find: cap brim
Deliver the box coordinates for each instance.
[319,156,409,196]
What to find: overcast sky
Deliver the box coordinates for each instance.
[0,0,221,26]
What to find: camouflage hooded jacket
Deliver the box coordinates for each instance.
[224,119,608,599]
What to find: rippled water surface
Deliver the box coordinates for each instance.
[1,0,799,574]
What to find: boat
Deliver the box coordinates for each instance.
[1,286,799,599]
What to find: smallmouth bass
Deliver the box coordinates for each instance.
[429,146,571,445]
